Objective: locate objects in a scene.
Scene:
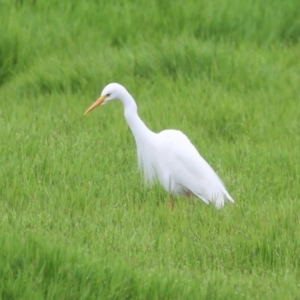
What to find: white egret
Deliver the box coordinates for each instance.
[84,83,234,209]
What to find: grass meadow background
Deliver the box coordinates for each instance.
[0,0,300,299]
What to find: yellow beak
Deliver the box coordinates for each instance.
[84,95,107,115]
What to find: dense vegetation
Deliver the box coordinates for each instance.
[0,0,299,298]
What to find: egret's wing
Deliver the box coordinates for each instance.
[158,130,234,208]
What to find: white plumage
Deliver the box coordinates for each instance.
[84,83,234,209]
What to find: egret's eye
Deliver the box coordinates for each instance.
[107,93,111,97]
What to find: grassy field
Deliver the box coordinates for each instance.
[0,0,300,299]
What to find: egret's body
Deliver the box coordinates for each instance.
[84,83,234,209]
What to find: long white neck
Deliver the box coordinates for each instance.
[119,90,155,144]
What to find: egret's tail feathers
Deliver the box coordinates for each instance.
[193,190,234,209]
[213,190,235,209]
[226,193,234,203]
[194,193,210,205]
[222,187,235,203]
[193,192,216,207]
[213,194,225,209]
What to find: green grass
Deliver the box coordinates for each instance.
[0,0,300,299]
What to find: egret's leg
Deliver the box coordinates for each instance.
[169,195,175,211]
[185,191,195,207]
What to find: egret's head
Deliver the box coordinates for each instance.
[84,83,126,115]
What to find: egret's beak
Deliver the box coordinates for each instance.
[84,95,107,115]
